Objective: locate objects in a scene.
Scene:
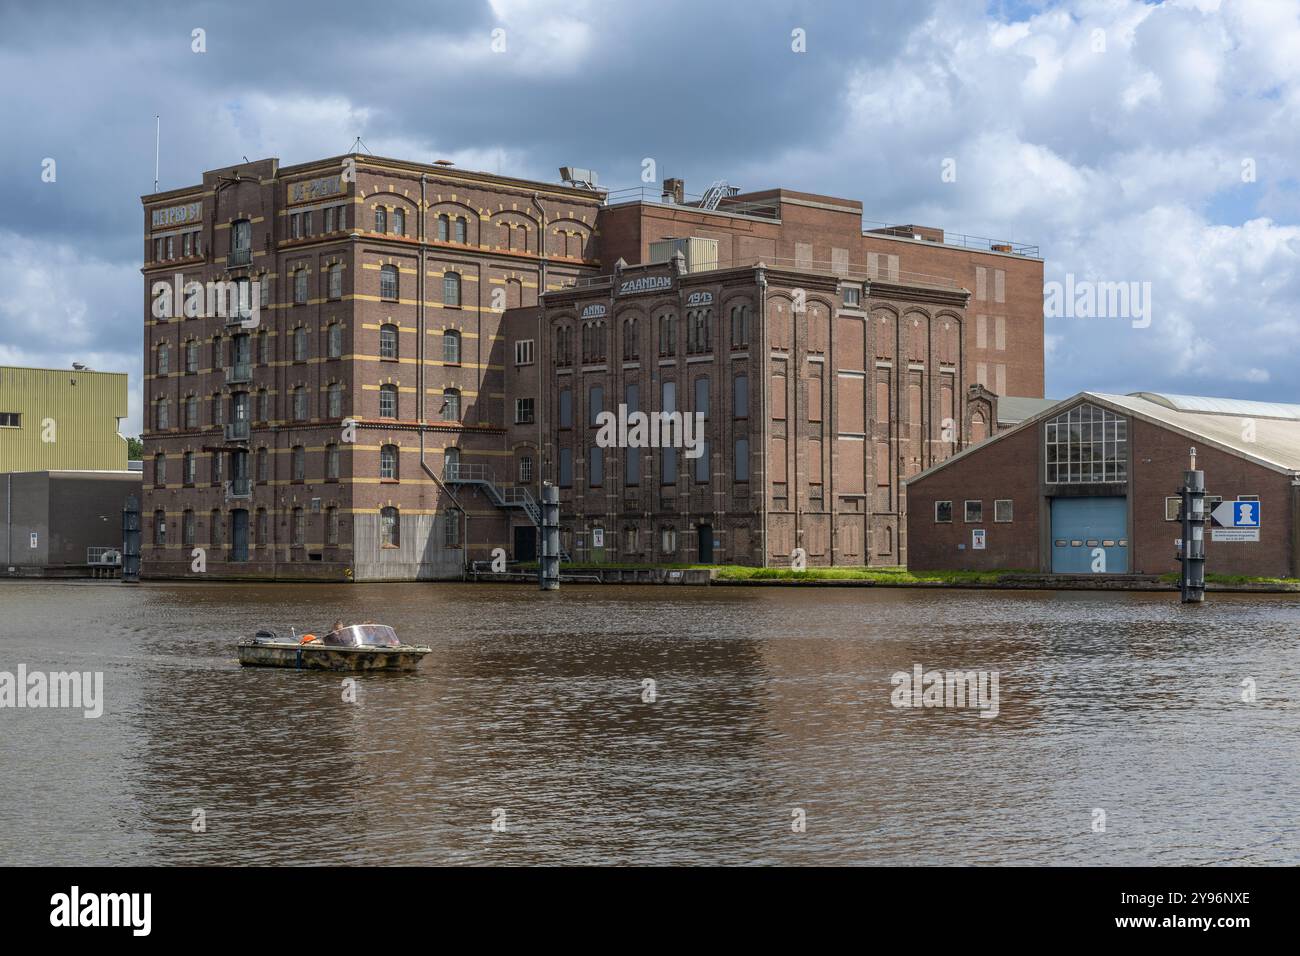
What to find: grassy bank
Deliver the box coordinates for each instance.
[712,565,1032,585]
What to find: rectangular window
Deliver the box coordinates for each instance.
[0,412,21,427]
[1165,496,1183,521]
[558,447,573,487]
[842,285,861,307]
[558,389,572,428]
[303,211,312,235]
[519,456,533,483]
[694,377,710,419]
[935,500,953,523]
[325,207,335,233]
[588,385,603,425]
[734,438,749,481]
[733,374,749,419]
[994,499,1013,523]
[661,447,677,485]
[515,339,535,365]
[626,447,640,486]
[965,500,982,523]
[294,270,307,304]
[515,398,534,424]
[589,446,603,486]
[625,383,639,414]
[694,440,709,483]
[291,214,301,239]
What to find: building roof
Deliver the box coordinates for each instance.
[997,396,1061,426]
[908,389,1300,485]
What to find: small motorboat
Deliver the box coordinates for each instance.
[237,623,431,672]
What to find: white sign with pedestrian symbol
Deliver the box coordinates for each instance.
[1211,499,1260,541]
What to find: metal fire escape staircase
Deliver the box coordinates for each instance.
[443,463,569,561]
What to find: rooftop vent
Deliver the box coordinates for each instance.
[559,166,600,189]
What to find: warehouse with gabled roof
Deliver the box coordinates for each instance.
[905,391,1300,578]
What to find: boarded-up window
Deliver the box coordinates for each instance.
[837,437,865,494]
[770,437,787,483]
[995,364,1007,397]
[808,438,823,484]
[808,375,822,422]
[976,267,987,301]
[795,242,813,270]
[875,378,890,421]
[976,314,987,349]
[975,362,988,386]
[772,372,787,420]
[838,373,865,433]
[995,315,1006,351]
[908,383,922,425]
[875,442,890,486]
[994,269,1005,303]
[831,247,849,275]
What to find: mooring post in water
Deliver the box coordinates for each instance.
[121,494,141,584]
[1180,447,1205,603]
[539,482,560,591]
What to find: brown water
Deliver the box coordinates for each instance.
[1,580,1297,865]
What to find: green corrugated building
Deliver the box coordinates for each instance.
[0,366,129,471]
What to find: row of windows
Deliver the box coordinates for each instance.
[554,441,749,487]
[290,205,349,239]
[152,504,464,551]
[557,376,749,428]
[153,230,203,263]
[377,266,461,306]
[151,381,464,429]
[934,499,1013,523]
[552,306,752,367]
[153,444,474,487]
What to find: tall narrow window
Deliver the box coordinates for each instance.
[437,214,449,241]
[292,445,306,481]
[156,343,170,375]
[442,388,460,422]
[380,265,398,300]
[375,206,387,234]
[392,207,405,236]
[328,382,342,418]
[293,326,308,361]
[380,507,400,548]
[328,263,342,300]
[379,323,398,359]
[443,329,461,364]
[380,444,398,480]
[294,268,308,304]
[454,217,467,243]
[154,453,167,486]
[443,272,461,306]
[326,443,339,480]
[328,322,342,359]
[153,510,167,546]
[326,507,339,546]
[293,386,308,421]
[379,384,398,419]
[734,438,750,481]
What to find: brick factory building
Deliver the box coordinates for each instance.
[141,155,1044,579]
[905,392,1300,578]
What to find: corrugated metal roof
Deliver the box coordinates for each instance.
[908,389,1300,484]
[1127,392,1300,421]
[997,396,1061,425]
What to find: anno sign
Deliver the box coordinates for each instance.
[581,303,608,319]
[288,176,344,204]
[617,275,672,296]
[151,202,202,229]
[685,291,713,307]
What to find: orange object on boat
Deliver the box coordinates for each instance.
[299,634,319,644]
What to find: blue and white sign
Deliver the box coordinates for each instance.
[1211,500,1260,528]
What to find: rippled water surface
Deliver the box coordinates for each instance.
[1,580,1297,865]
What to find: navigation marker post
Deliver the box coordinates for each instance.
[1179,447,1206,604]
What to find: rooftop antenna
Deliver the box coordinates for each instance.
[153,115,160,192]
[347,136,373,156]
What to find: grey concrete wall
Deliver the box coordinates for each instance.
[2,471,138,569]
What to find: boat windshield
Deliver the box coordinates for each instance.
[322,624,400,647]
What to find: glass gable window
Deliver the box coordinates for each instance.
[1045,402,1128,484]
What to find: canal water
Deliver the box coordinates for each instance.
[1,580,1297,865]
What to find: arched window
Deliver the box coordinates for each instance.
[327,322,342,359]
[293,326,308,361]
[258,389,271,422]
[442,329,461,364]
[658,312,676,356]
[380,443,399,480]
[258,330,271,365]
[454,217,467,243]
[441,387,460,422]
[292,445,305,481]
[185,339,199,373]
[182,510,195,547]
[622,317,639,361]
[293,386,308,421]
[257,446,269,482]
[437,214,449,241]
[379,383,398,419]
[156,343,170,375]
[392,207,405,236]
[153,452,166,486]
[328,263,343,300]
[443,446,460,480]
[730,304,750,348]
[380,506,400,548]
[380,264,398,300]
[327,382,342,418]
[293,268,308,305]
[374,206,387,234]
[155,399,169,431]
[379,323,398,359]
[443,272,461,306]
[153,509,167,546]
[292,507,305,547]
[185,395,199,428]
[211,509,224,547]
[326,443,339,480]
[183,451,195,484]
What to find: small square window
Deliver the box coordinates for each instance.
[994,499,1013,523]
[964,500,982,523]
[1164,496,1182,522]
[934,500,952,523]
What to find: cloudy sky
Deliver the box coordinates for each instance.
[2,0,1298,436]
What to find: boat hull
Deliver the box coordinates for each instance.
[237,641,431,672]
